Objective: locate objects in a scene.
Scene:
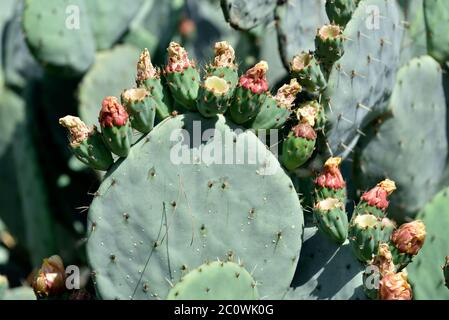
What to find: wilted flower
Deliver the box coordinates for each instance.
[379,272,412,300]
[32,255,66,298]
[391,220,426,256]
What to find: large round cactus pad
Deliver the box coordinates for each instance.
[87,113,303,299]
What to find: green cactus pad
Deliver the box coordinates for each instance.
[407,188,449,299]
[276,0,329,68]
[323,0,403,156]
[229,87,267,124]
[247,96,290,131]
[166,261,259,300]
[325,0,358,26]
[85,0,144,50]
[354,56,447,220]
[121,88,157,134]
[22,0,96,76]
[285,226,365,299]
[221,0,277,30]
[165,66,200,111]
[423,0,449,64]
[86,113,303,300]
[313,198,348,244]
[79,45,141,125]
[398,0,427,65]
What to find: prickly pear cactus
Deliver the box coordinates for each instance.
[86,113,304,300]
[323,0,403,157]
[407,187,449,299]
[354,56,448,220]
[166,261,259,300]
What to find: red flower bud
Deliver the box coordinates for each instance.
[99,96,129,128]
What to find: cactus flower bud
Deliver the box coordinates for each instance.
[164,42,199,111]
[391,220,426,256]
[316,157,346,190]
[213,41,236,68]
[136,48,158,84]
[361,179,396,209]
[136,49,173,119]
[98,97,132,158]
[99,97,129,128]
[59,116,92,147]
[314,157,346,202]
[292,123,317,141]
[379,272,412,300]
[290,52,327,93]
[239,61,269,94]
[166,42,194,73]
[355,179,396,217]
[315,24,345,68]
[59,115,113,171]
[32,255,66,298]
[274,79,301,109]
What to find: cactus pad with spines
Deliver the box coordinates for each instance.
[166,261,259,300]
[86,113,304,300]
[323,0,403,157]
[354,56,447,221]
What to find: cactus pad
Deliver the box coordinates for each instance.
[22,0,96,76]
[323,0,403,156]
[407,187,449,299]
[167,261,259,300]
[355,56,447,220]
[87,113,303,299]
